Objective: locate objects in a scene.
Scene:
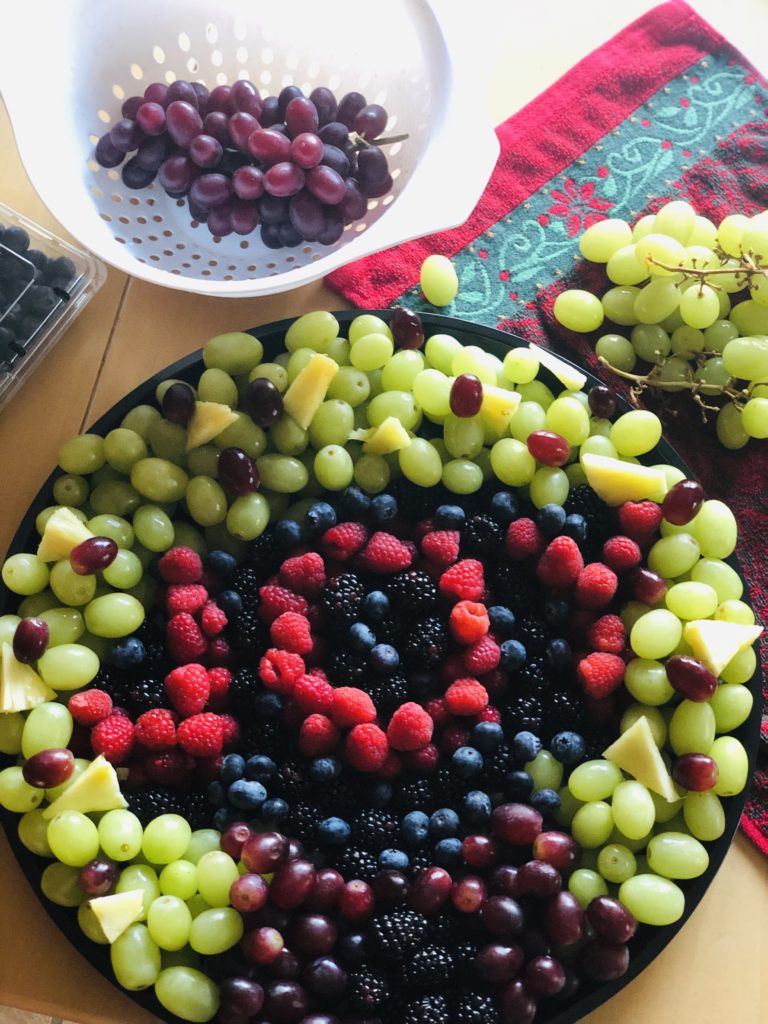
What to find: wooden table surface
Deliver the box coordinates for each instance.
[1,2,767,1021]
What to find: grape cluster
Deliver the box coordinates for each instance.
[552,201,768,449]
[95,78,399,249]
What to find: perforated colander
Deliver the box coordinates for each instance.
[0,0,498,297]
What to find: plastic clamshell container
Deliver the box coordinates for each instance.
[0,201,106,411]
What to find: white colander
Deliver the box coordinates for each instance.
[0,0,498,298]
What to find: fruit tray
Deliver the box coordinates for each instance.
[0,311,761,1024]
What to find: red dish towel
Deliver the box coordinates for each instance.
[327,0,768,852]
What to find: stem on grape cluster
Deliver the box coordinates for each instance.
[596,355,750,412]
[351,131,410,150]
[644,250,768,292]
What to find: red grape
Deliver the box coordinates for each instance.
[119,96,143,120]
[673,752,719,791]
[220,822,252,859]
[265,980,309,1022]
[372,869,410,906]
[202,110,231,145]
[218,447,260,496]
[231,79,263,118]
[289,914,337,956]
[229,111,261,153]
[662,479,704,525]
[190,173,232,208]
[461,834,499,869]
[285,97,319,137]
[289,191,325,240]
[135,137,169,172]
[189,134,223,169]
[353,103,388,140]
[122,158,157,190]
[631,567,668,605]
[338,880,374,922]
[70,536,118,575]
[320,144,350,178]
[230,200,260,236]
[270,860,316,909]
[95,134,125,168]
[166,100,203,147]
[340,178,368,221]
[586,896,638,943]
[167,80,199,108]
[242,832,290,874]
[451,875,487,913]
[303,956,347,998]
[265,162,306,198]
[79,857,119,896]
[491,803,543,845]
[158,154,196,194]
[267,948,302,980]
[305,868,345,912]
[317,211,344,245]
[318,122,349,147]
[309,87,337,126]
[243,927,284,965]
[208,84,234,114]
[450,374,484,417]
[588,385,617,419]
[500,979,537,1024]
[136,102,166,136]
[489,864,520,896]
[306,165,346,205]
[516,861,562,899]
[143,82,169,106]
[336,91,367,129]
[362,171,393,199]
[245,377,284,427]
[408,866,452,915]
[219,978,264,1017]
[356,145,389,187]
[207,202,235,237]
[22,748,73,788]
[230,873,269,913]
[109,118,141,154]
[577,938,630,982]
[248,129,292,166]
[259,96,281,127]
[480,895,524,937]
[543,891,584,946]
[527,430,571,467]
[476,943,524,983]
[532,831,581,871]
[666,655,717,702]
[233,165,265,201]
[524,955,566,996]
[162,381,196,425]
[13,617,49,664]
[390,306,424,350]
[291,133,324,169]
[278,85,304,117]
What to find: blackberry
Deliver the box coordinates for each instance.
[126,786,181,825]
[231,566,263,609]
[453,940,481,978]
[409,848,434,874]
[461,513,504,555]
[381,991,410,1024]
[348,967,390,1012]
[142,640,168,673]
[455,991,499,1024]
[276,760,311,800]
[544,689,586,738]
[492,564,543,613]
[565,484,617,554]
[516,614,550,655]
[401,616,448,667]
[243,531,282,573]
[368,673,409,719]
[402,945,454,989]
[386,571,437,614]
[391,478,443,522]
[404,994,450,1024]
[320,573,366,630]
[92,666,130,704]
[504,693,544,734]
[370,908,428,960]
[328,648,368,686]
[287,800,322,844]
[391,778,435,816]
[230,607,269,654]
[481,742,512,786]
[182,790,211,831]
[228,668,262,718]
[334,845,378,880]
[125,675,165,716]
[516,657,549,696]
[240,719,282,760]
[316,775,364,821]
[351,809,399,852]
[433,765,468,807]
[425,909,456,945]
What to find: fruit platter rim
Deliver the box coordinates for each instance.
[0,308,762,1024]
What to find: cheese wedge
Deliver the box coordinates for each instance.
[683,619,763,677]
[603,715,678,802]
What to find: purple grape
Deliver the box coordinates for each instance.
[306,165,345,205]
[320,144,350,178]
[166,101,203,147]
[220,978,265,1017]
[189,134,224,169]
[191,82,210,115]
[340,179,367,221]
[220,150,251,176]
[336,91,367,130]
[121,95,143,119]
[260,95,281,128]
[261,223,283,249]
[285,97,319,138]
[357,146,389,187]
[289,191,325,240]
[265,162,305,198]
[95,133,125,168]
[354,104,388,140]
[231,79,263,118]
[135,102,166,136]
[302,957,348,999]
[190,173,232,208]
[248,128,291,165]
[135,136,170,171]
[231,200,260,236]
[162,381,196,425]
[317,211,344,245]
[229,111,261,153]
[309,87,337,126]
[22,748,73,788]
[390,307,424,349]
[291,133,324,169]
[233,165,265,201]
[158,154,196,193]
[318,122,349,147]
[166,80,199,109]
[109,118,141,154]
[259,195,290,225]
[208,84,234,113]
[207,202,235,237]
[13,618,49,664]
[278,221,302,247]
[202,111,231,146]
[246,378,284,427]
[188,197,209,223]
[278,85,304,117]
[121,157,157,189]
[143,82,169,106]
[79,858,119,897]
[363,172,393,199]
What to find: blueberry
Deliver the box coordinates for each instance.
[429,807,460,838]
[452,746,484,778]
[537,503,567,538]
[409,670,438,700]
[488,606,516,639]
[318,816,351,846]
[401,810,430,847]
[261,797,290,825]
[363,590,390,622]
[504,770,534,800]
[379,848,409,871]
[472,721,504,753]
[228,779,267,811]
[45,255,76,287]
[543,598,569,628]
[274,518,303,549]
[512,731,542,762]
[221,753,246,784]
[371,493,398,522]
[490,490,519,525]
[545,638,572,670]
[342,485,371,516]
[216,589,242,620]
[213,806,237,831]
[434,504,466,529]
[433,837,463,868]
[3,226,29,253]
[253,691,284,718]
[500,639,527,671]
[305,501,337,535]
[206,781,227,807]
[550,731,587,765]
[368,781,393,808]
[462,790,492,826]
[531,788,561,815]
[206,549,238,579]
[107,636,145,669]
[563,513,588,544]
[309,757,341,782]
[371,643,399,674]
[350,622,377,652]
[245,755,276,782]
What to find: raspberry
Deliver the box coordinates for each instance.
[166,612,208,663]
[505,519,545,560]
[387,702,434,751]
[299,714,341,756]
[346,723,389,772]
[445,678,489,716]
[321,522,369,562]
[464,635,501,675]
[425,697,449,728]
[401,743,439,775]
[145,750,191,785]
[450,601,490,645]
[439,559,485,602]
[219,714,241,750]
[361,532,414,573]
[270,611,313,655]
[207,637,231,666]
[158,546,203,585]
[440,653,469,684]
[293,674,335,715]
[536,536,584,588]
[165,663,210,717]
[259,649,306,693]
[68,689,113,727]
[166,584,209,615]
[476,705,502,724]
[421,530,461,566]
[602,536,642,573]
[134,709,177,750]
[91,714,135,764]
[258,585,309,625]
[207,667,232,711]
[575,563,618,609]
[279,552,327,597]
[480,671,508,699]
[332,687,377,728]
[201,601,228,637]
[587,614,626,654]
[617,501,663,539]
[577,652,626,698]
[377,750,403,780]
[439,723,471,755]
[177,713,225,757]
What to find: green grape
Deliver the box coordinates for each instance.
[120,404,161,441]
[256,454,308,493]
[630,324,671,361]
[224,490,272,540]
[117,864,162,920]
[17,590,59,617]
[111,923,162,991]
[553,289,604,332]
[503,348,539,385]
[509,401,547,442]
[665,581,718,619]
[203,332,263,374]
[0,710,24,754]
[274,352,290,370]
[579,218,632,261]
[743,397,768,438]
[730,300,768,335]
[354,453,390,493]
[271,415,309,455]
[702,319,739,353]
[619,874,684,926]
[595,333,637,372]
[185,830,222,865]
[103,428,148,474]
[283,311,338,353]
[611,780,655,840]
[185,477,228,527]
[568,760,623,802]
[77,901,109,945]
[189,907,244,955]
[249,362,289,392]
[716,402,749,450]
[568,869,608,908]
[740,212,768,256]
[671,325,705,356]
[160,860,198,900]
[475,446,493,481]
[524,750,563,791]
[620,704,667,746]
[420,254,459,306]
[580,435,618,461]
[187,444,221,478]
[132,506,175,552]
[37,505,87,534]
[451,346,500,385]
[632,214,656,241]
[39,607,85,646]
[399,438,443,487]
[2,553,50,596]
[130,458,188,503]
[682,245,719,271]
[602,286,641,326]
[0,765,43,813]
[381,350,425,391]
[606,243,648,285]
[516,380,555,410]
[490,438,536,486]
[89,480,141,517]
[58,434,106,475]
[634,233,685,276]
[634,279,680,324]
[87,514,134,548]
[349,333,393,372]
[679,283,720,329]
[598,843,637,884]
[314,445,354,490]
[45,757,88,803]
[147,419,187,466]
[412,369,451,417]
[368,391,419,431]
[37,643,99,696]
[529,467,569,508]
[647,533,700,578]
[545,396,590,445]
[715,599,754,625]
[155,966,220,1023]
[325,336,351,365]
[722,335,768,381]
[47,810,99,866]
[214,413,266,458]
[715,214,749,256]
[710,683,753,732]
[53,473,89,507]
[709,736,748,796]
[691,558,743,601]
[630,610,683,660]
[647,832,708,880]
[22,701,73,757]
[588,416,612,437]
[41,861,85,906]
[147,895,193,951]
[684,790,725,841]
[99,809,143,861]
[721,645,757,685]
[443,414,484,459]
[84,594,145,638]
[309,400,354,447]
[655,356,693,390]
[554,786,584,827]
[442,459,483,494]
[571,801,613,848]
[669,700,716,756]
[653,200,696,243]
[610,410,662,457]
[690,500,737,558]
[101,550,143,591]
[424,333,462,374]
[196,851,239,908]
[197,367,239,406]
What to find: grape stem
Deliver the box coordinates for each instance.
[644,250,768,292]
[596,355,749,403]
[351,131,410,149]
